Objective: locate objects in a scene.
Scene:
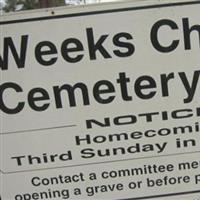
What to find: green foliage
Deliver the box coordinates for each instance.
[19,0,39,10]
[3,0,39,12]
[3,0,66,12]
[3,0,18,12]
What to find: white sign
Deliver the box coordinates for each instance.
[0,0,200,199]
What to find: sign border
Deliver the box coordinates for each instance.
[1,0,200,199]
[0,1,200,25]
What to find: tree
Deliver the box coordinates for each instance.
[3,0,18,12]
[39,0,65,8]
[20,0,39,10]
[3,0,66,12]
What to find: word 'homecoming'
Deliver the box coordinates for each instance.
[0,18,200,70]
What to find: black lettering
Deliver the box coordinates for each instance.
[35,41,58,66]
[53,83,90,107]
[87,28,111,60]
[179,70,200,103]
[93,80,115,104]
[28,88,50,111]
[11,156,25,166]
[117,72,132,101]
[75,134,91,145]
[0,35,28,70]
[61,38,84,63]
[0,82,24,114]
[151,19,179,52]
[113,32,135,57]
[135,76,157,99]
[160,72,174,97]
[172,109,193,119]
[86,118,110,129]
[114,115,137,125]
[81,148,95,159]
[139,112,159,122]
[183,18,200,50]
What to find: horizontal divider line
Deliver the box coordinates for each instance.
[1,150,200,174]
[0,124,77,135]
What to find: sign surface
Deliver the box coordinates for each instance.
[1,0,200,199]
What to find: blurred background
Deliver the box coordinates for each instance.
[0,0,125,12]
